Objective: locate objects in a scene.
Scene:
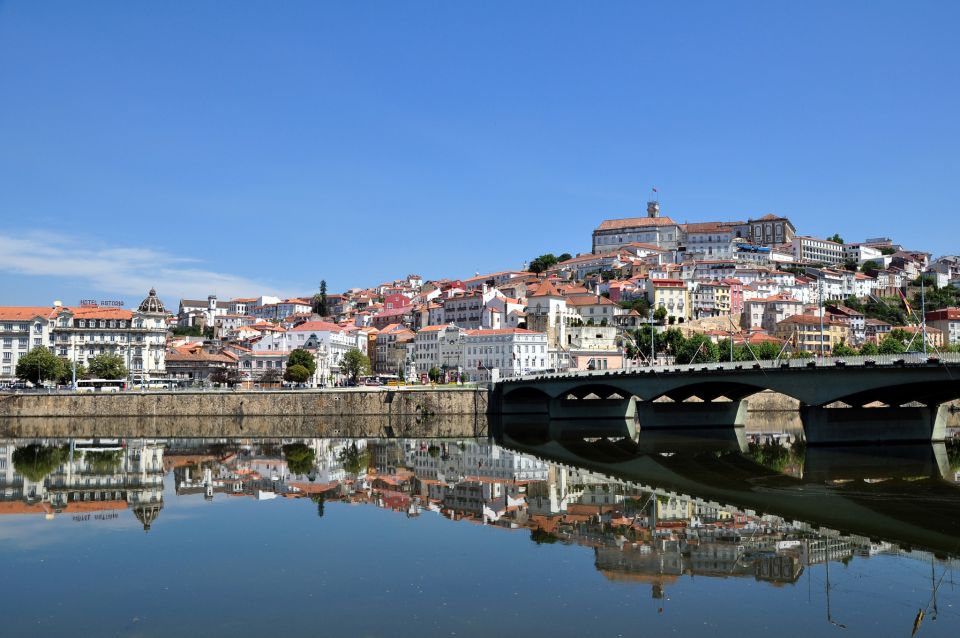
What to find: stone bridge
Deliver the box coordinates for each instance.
[492,354,960,444]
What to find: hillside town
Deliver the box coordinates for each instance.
[2,202,960,387]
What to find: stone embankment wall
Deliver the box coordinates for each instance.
[0,389,489,439]
[2,388,954,439]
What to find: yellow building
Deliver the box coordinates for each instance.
[647,279,691,323]
[775,315,849,354]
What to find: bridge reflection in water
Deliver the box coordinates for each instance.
[496,416,960,558]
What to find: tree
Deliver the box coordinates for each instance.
[530,527,559,544]
[878,333,907,355]
[831,341,856,357]
[880,246,896,255]
[259,368,282,385]
[338,442,371,475]
[428,366,441,383]
[15,347,63,386]
[84,450,123,474]
[675,333,720,363]
[861,260,881,272]
[312,494,326,517]
[288,348,317,375]
[528,253,559,274]
[284,364,311,384]
[842,259,859,272]
[312,280,328,316]
[283,443,316,476]
[859,341,879,355]
[56,359,86,385]
[12,444,69,482]
[653,306,668,325]
[341,348,371,383]
[170,325,204,337]
[557,253,573,263]
[827,233,844,245]
[210,367,243,386]
[843,296,865,313]
[913,281,960,312]
[87,353,127,380]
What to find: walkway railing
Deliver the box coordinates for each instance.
[510,352,960,382]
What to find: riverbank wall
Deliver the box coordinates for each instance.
[1,388,954,439]
[0,388,488,438]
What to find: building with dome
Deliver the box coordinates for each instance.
[45,288,170,382]
[0,289,171,383]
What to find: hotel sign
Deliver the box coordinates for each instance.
[79,300,125,307]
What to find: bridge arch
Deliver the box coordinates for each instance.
[645,381,770,403]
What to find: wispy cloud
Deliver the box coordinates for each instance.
[0,232,292,300]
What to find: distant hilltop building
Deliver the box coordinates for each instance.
[593,202,795,254]
[592,202,681,254]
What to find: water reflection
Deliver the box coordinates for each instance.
[1,439,164,528]
[0,431,958,635]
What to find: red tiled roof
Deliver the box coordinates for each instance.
[290,321,343,333]
[63,306,133,320]
[0,306,54,321]
[466,328,542,336]
[530,279,563,298]
[595,217,677,231]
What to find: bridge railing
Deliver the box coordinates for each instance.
[508,352,960,383]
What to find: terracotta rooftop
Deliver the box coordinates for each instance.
[595,217,677,231]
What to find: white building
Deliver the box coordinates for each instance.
[412,324,467,375]
[525,280,580,370]
[464,328,549,382]
[743,294,804,333]
[791,236,845,265]
[0,307,53,381]
[679,222,739,260]
[49,289,169,381]
[592,202,681,253]
[843,243,883,265]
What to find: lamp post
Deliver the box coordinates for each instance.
[649,308,656,366]
[921,274,927,356]
[818,277,825,358]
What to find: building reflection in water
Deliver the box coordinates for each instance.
[1,432,957,602]
[0,438,164,531]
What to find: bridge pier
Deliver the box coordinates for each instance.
[800,404,948,445]
[547,397,637,439]
[635,399,748,430]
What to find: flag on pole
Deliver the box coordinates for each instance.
[897,288,913,316]
[652,187,657,193]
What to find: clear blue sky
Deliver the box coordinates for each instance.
[1,1,957,305]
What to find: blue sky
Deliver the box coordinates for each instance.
[1,1,958,306]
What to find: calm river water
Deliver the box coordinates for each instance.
[1,428,958,637]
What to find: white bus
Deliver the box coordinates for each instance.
[133,378,182,390]
[75,379,127,393]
